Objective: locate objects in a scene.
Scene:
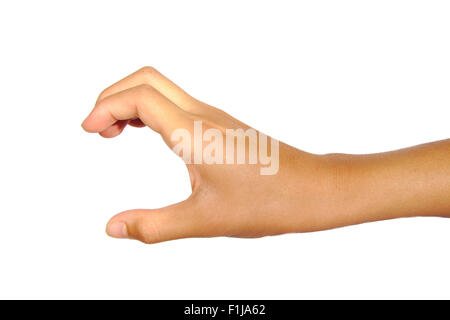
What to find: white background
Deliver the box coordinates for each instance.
[0,0,449,299]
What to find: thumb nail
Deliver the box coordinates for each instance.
[107,222,128,238]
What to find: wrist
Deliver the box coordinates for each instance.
[277,149,357,233]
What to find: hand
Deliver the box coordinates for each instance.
[81,67,338,243]
[82,67,450,244]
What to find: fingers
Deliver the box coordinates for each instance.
[99,120,128,138]
[82,84,191,142]
[97,66,196,111]
[106,200,203,244]
[128,118,145,127]
[88,67,197,138]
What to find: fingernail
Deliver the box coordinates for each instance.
[107,222,128,238]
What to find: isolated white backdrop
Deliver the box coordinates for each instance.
[0,0,449,299]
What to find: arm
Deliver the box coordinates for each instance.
[323,140,450,228]
[82,67,450,244]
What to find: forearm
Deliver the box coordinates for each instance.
[322,139,450,229]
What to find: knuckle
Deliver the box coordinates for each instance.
[187,113,204,125]
[182,97,202,112]
[135,83,155,97]
[95,97,107,110]
[97,88,110,103]
[136,217,162,244]
[139,66,158,80]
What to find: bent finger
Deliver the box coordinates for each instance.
[82,84,192,144]
[96,66,196,111]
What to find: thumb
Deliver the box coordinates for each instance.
[105,199,202,244]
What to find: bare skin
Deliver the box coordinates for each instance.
[81,67,450,244]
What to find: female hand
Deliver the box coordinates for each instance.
[82,67,450,244]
